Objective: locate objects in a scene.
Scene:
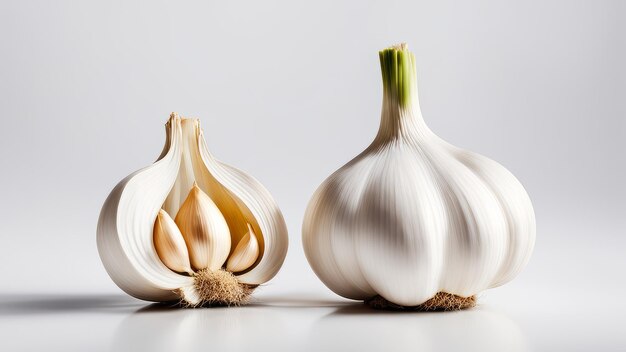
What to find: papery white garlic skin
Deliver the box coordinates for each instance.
[97,114,288,304]
[302,44,536,307]
[153,209,194,275]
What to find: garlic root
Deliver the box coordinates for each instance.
[184,269,256,307]
[365,293,476,311]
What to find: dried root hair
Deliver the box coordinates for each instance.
[182,269,256,307]
[365,292,476,311]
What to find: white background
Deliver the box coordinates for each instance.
[0,1,624,351]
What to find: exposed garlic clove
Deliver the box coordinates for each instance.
[175,183,231,271]
[153,209,194,275]
[226,223,260,273]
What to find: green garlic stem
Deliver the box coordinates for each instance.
[379,43,417,108]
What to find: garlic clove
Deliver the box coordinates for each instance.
[174,183,231,271]
[226,223,260,273]
[153,209,194,275]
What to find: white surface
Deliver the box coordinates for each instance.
[0,0,624,351]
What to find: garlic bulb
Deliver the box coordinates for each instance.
[302,44,535,310]
[97,114,288,306]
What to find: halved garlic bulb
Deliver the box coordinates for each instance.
[302,44,536,310]
[97,114,288,306]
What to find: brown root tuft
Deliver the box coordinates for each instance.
[365,292,476,311]
[188,268,256,307]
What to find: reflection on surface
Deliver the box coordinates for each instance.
[114,305,287,351]
[112,296,345,352]
[111,295,528,352]
[0,294,529,352]
[311,305,530,352]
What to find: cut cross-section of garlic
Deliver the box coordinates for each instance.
[97,113,288,306]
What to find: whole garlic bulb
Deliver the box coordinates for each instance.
[303,44,535,310]
[97,113,288,306]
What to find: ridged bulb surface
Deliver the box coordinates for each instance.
[302,44,535,307]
